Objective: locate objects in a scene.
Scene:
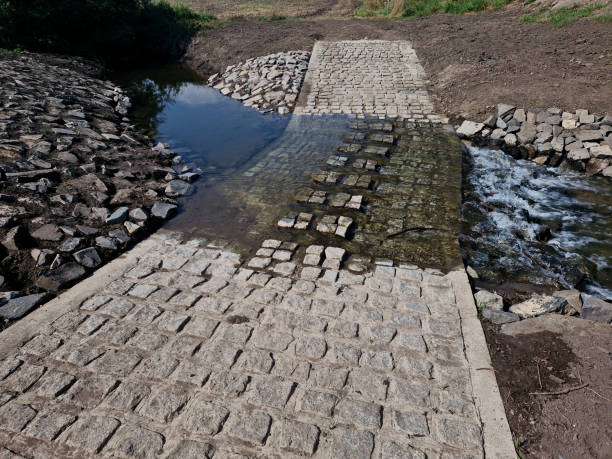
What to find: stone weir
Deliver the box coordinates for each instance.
[0,42,515,458]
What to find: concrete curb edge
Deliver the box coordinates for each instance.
[449,269,516,459]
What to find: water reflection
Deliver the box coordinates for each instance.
[115,64,289,170]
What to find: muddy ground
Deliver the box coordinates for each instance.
[185,9,612,122]
[485,315,612,458]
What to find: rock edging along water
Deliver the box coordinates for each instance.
[457,104,611,177]
[207,51,310,115]
[0,52,197,322]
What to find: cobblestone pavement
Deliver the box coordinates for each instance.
[0,232,484,458]
[0,41,514,458]
[295,41,442,121]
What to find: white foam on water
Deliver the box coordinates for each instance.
[465,146,612,300]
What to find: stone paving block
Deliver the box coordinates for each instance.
[252,329,294,351]
[104,381,150,411]
[134,354,179,379]
[24,411,76,441]
[311,366,349,391]
[34,371,75,397]
[182,316,219,339]
[271,355,312,382]
[80,295,112,311]
[171,360,211,386]
[381,441,426,459]
[336,399,383,429]
[207,371,250,397]
[250,289,283,306]
[166,335,201,358]
[329,342,362,366]
[435,417,482,449]
[397,356,433,380]
[61,415,120,453]
[178,396,229,435]
[267,277,293,292]
[331,428,374,459]
[249,378,296,408]
[389,378,430,406]
[137,389,189,424]
[222,323,253,344]
[0,402,37,431]
[224,410,272,445]
[149,287,180,302]
[99,298,135,318]
[348,368,389,401]
[239,349,274,374]
[105,424,164,458]
[164,440,213,459]
[280,419,320,455]
[1,363,46,393]
[0,358,22,381]
[298,389,338,417]
[392,410,429,436]
[125,304,164,325]
[130,330,168,351]
[154,310,190,333]
[295,336,327,361]
[128,283,159,299]
[20,334,62,357]
[198,342,242,367]
[62,374,117,409]
[94,322,138,345]
[193,297,232,314]
[77,314,108,336]
[90,349,141,377]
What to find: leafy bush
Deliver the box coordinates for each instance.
[0,0,214,67]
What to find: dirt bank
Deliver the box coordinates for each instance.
[185,11,612,121]
[485,315,612,458]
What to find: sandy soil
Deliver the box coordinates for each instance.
[185,10,612,122]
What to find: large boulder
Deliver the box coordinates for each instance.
[474,290,504,311]
[0,292,50,320]
[36,262,86,292]
[482,308,519,325]
[509,295,567,319]
[456,120,484,138]
[580,294,612,323]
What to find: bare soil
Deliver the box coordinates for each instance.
[484,315,612,458]
[185,10,612,121]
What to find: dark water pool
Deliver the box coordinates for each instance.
[114,64,289,171]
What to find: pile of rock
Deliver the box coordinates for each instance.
[0,53,196,321]
[457,104,611,177]
[208,51,310,115]
[475,289,611,325]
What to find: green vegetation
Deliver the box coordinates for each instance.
[519,3,608,27]
[0,0,214,67]
[356,0,514,18]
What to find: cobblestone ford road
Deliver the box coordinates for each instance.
[0,41,513,458]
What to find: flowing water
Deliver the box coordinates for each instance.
[116,64,611,296]
[462,146,612,300]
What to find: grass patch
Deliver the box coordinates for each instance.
[356,0,514,17]
[0,0,215,67]
[519,3,608,27]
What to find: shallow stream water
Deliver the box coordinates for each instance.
[117,64,611,297]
